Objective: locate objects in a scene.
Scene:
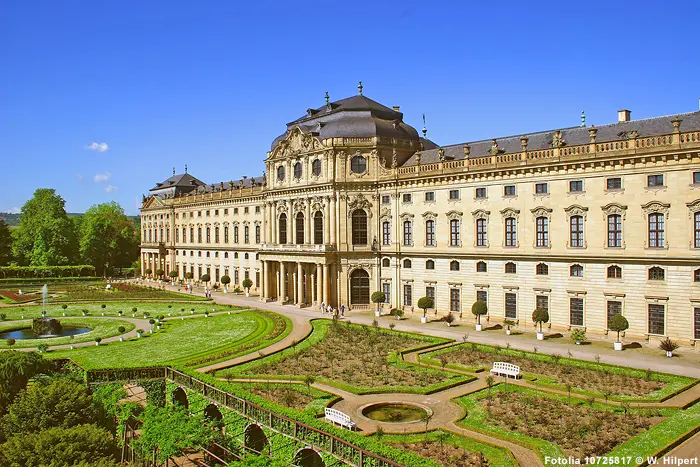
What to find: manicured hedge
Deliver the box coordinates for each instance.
[0,265,96,278]
[0,277,102,285]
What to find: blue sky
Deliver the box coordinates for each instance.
[1,0,699,215]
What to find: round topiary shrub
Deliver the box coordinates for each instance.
[118,326,126,333]
[132,307,137,313]
[532,308,549,333]
[61,304,68,310]
[101,304,106,309]
[471,301,488,325]
[417,296,434,318]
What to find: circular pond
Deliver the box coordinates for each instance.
[0,326,91,340]
[361,403,429,423]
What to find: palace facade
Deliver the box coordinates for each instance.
[140,89,700,345]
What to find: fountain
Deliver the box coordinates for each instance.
[31,285,63,337]
[361,403,430,423]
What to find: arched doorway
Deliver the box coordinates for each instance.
[293,448,326,467]
[244,423,268,454]
[350,269,370,305]
[171,387,188,409]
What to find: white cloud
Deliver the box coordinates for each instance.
[94,172,111,183]
[8,207,21,214]
[86,142,109,152]
[105,185,117,193]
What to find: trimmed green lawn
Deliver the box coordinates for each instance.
[0,317,134,348]
[49,310,290,369]
[0,302,242,321]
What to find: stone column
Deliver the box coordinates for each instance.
[323,263,330,307]
[297,262,304,306]
[279,262,286,303]
[260,261,267,300]
[316,263,323,306]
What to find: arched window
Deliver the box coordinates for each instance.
[244,253,249,259]
[536,263,549,275]
[277,165,285,181]
[425,220,435,246]
[607,265,622,279]
[403,221,412,246]
[313,212,323,245]
[450,219,460,246]
[570,264,584,277]
[351,209,367,245]
[476,261,487,272]
[224,252,228,258]
[350,269,370,304]
[570,215,584,247]
[382,258,390,267]
[312,159,321,176]
[350,155,366,174]
[234,252,238,259]
[278,213,287,244]
[648,266,665,281]
[505,217,516,246]
[295,212,304,244]
[536,216,548,247]
[244,225,250,244]
[450,260,460,271]
[293,162,302,180]
[403,259,412,269]
[425,259,435,270]
[382,221,391,246]
[505,262,516,274]
[197,227,202,243]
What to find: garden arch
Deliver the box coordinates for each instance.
[293,448,326,467]
[244,423,269,454]
[171,387,189,409]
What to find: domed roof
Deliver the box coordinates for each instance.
[271,94,420,150]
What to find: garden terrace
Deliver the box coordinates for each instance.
[49,283,211,302]
[233,382,336,415]
[421,343,694,401]
[220,319,468,394]
[0,317,134,348]
[455,385,696,462]
[49,310,291,369]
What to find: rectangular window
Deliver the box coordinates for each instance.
[535,183,548,194]
[224,209,228,215]
[695,308,700,340]
[505,293,517,319]
[402,194,412,203]
[694,172,700,185]
[608,215,622,247]
[648,213,665,248]
[505,217,516,247]
[450,289,460,312]
[382,282,391,304]
[425,191,435,202]
[403,284,412,306]
[570,298,584,326]
[570,216,584,247]
[205,210,209,216]
[255,206,261,213]
[382,195,390,205]
[536,217,548,247]
[425,220,435,246]
[647,174,664,187]
[403,221,412,246]
[648,304,665,335]
[606,177,622,190]
[450,219,460,246]
[234,208,239,214]
[569,180,583,192]
[476,290,487,305]
[255,225,261,244]
[449,189,460,200]
[476,218,487,247]
[536,295,548,313]
[215,209,219,216]
[504,185,516,197]
[426,286,435,303]
[475,187,487,199]
[607,301,622,329]
[234,270,239,284]
[382,221,391,246]
[694,212,700,248]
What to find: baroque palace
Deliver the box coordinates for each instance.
[141,85,700,345]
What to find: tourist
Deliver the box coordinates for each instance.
[340,304,345,317]
[320,302,326,314]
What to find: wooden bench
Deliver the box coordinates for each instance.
[490,362,521,379]
[325,408,356,430]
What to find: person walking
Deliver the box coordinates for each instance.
[340,304,345,317]
[320,302,326,314]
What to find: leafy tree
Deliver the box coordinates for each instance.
[417,296,433,319]
[242,278,253,291]
[0,424,117,467]
[201,273,211,285]
[11,189,78,266]
[0,351,45,414]
[471,301,488,325]
[221,275,231,287]
[79,202,139,276]
[2,378,97,436]
[608,314,629,343]
[155,268,164,278]
[371,291,385,315]
[532,308,549,333]
[168,270,178,280]
[0,219,12,265]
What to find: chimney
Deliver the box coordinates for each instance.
[393,106,400,112]
[618,109,631,123]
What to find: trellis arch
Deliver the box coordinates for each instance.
[171,387,189,409]
[293,447,326,467]
[244,423,269,454]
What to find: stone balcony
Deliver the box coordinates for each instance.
[260,243,337,253]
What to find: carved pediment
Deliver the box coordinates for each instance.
[564,204,589,218]
[446,210,463,220]
[687,199,700,214]
[472,209,490,219]
[641,201,670,214]
[530,206,553,217]
[348,193,372,212]
[379,207,392,220]
[422,211,438,220]
[601,203,628,216]
[269,127,321,160]
[500,208,520,219]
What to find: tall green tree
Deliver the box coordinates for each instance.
[11,189,78,266]
[79,202,139,276]
[0,219,12,265]
[0,352,45,414]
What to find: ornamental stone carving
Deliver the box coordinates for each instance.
[348,193,372,212]
[472,209,490,220]
[500,207,520,220]
[271,127,319,160]
[530,206,553,217]
[564,204,589,220]
[687,199,700,215]
[641,201,670,216]
[601,203,628,219]
[379,208,392,220]
[422,211,438,221]
[446,210,463,221]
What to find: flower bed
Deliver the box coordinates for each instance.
[52,283,209,302]
[0,290,41,303]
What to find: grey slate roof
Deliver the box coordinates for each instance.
[402,110,700,166]
[184,176,266,195]
[150,173,206,191]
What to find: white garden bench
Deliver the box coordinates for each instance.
[490,362,521,379]
[325,408,356,430]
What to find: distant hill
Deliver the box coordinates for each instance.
[0,212,139,228]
